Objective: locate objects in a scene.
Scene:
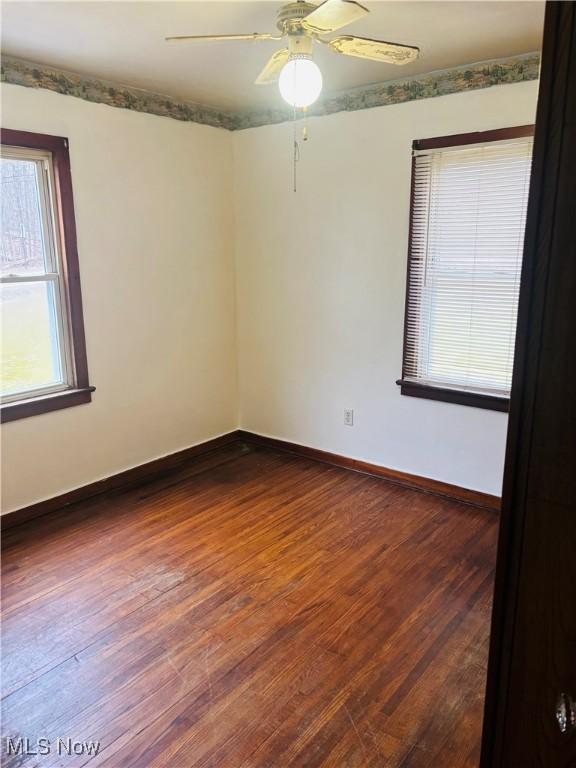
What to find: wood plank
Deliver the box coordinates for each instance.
[1,445,497,767]
[238,431,501,512]
[2,429,501,535]
[0,431,243,530]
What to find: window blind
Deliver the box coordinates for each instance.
[403,135,534,398]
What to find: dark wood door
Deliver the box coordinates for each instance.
[481,2,576,766]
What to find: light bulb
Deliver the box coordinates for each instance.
[279,57,323,108]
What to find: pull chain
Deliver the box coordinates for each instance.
[292,107,309,193]
[292,102,299,193]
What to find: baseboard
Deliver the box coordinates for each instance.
[1,431,242,530]
[237,430,501,512]
[2,427,500,530]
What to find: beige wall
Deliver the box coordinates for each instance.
[1,79,540,512]
[1,84,238,513]
[232,81,539,496]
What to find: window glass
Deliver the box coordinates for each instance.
[0,282,63,396]
[1,157,48,277]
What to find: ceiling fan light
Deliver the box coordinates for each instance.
[279,55,323,108]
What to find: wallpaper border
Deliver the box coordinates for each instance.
[1,52,540,131]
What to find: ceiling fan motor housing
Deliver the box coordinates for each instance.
[276,1,318,35]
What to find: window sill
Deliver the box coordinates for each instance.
[1,386,95,423]
[396,379,509,412]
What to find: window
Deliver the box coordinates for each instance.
[1,129,93,422]
[398,126,534,412]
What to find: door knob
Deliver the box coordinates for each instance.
[556,692,576,733]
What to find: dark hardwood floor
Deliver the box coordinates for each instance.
[1,444,498,767]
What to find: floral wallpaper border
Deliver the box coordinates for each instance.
[2,52,540,132]
[1,55,237,130]
[234,52,541,129]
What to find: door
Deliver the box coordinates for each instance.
[481,2,576,766]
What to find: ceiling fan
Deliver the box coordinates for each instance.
[166,0,420,108]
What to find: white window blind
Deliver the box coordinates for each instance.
[403,134,533,398]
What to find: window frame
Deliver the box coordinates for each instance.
[1,128,93,423]
[397,124,535,413]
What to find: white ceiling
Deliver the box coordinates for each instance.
[2,1,545,112]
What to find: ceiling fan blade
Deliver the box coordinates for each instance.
[165,33,280,42]
[301,0,369,34]
[326,35,419,64]
[255,48,290,85]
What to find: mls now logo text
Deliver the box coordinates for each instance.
[5,736,101,757]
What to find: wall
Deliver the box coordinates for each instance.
[232,81,539,496]
[1,79,540,511]
[1,84,237,513]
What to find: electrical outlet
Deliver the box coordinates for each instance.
[344,409,354,427]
